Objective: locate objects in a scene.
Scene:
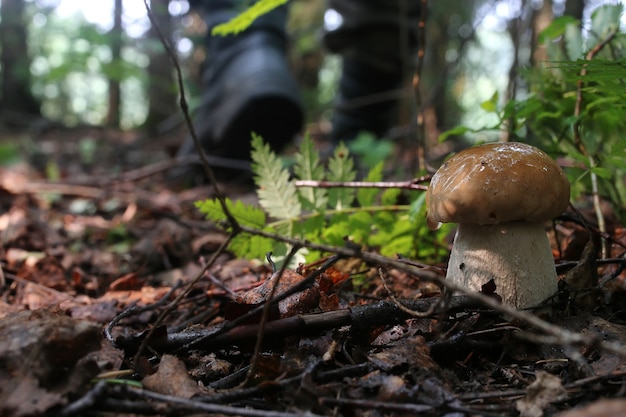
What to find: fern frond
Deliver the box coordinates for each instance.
[356,162,383,207]
[229,233,277,260]
[251,132,302,220]
[294,135,328,212]
[327,143,356,210]
[195,198,266,229]
[212,0,290,36]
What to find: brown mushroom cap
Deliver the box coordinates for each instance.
[426,142,570,228]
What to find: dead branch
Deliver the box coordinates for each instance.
[123,296,483,353]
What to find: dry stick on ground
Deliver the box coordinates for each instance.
[131,235,234,364]
[572,27,618,259]
[111,386,329,417]
[139,296,482,352]
[104,282,183,345]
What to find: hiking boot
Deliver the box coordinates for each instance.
[170,1,304,184]
[323,0,420,142]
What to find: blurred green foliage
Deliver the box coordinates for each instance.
[440,4,626,221]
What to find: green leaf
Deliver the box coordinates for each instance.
[538,16,579,44]
[229,233,277,260]
[322,213,351,246]
[347,211,373,244]
[480,91,499,113]
[564,22,584,60]
[348,132,394,169]
[195,198,267,228]
[211,0,290,36]
[294,134,328,212]
[409,192,427,225]
[590,4,623,42]
[327,143,356,210]
[438,125,471,142]
[251,132,302,220]
[357,162,383,207]
[589,166,612,179]
[381,188,402,206]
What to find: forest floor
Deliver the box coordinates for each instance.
[1,125,626,417]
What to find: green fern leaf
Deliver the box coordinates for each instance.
[321,213,351,246]
[195,198,266,228]
[195,197,275,259]
[294,134,328,211]
[251,132,302,220]
[327,143,356,210]
[381,188,402,206]
[356,162,383,207]
[229,233,277,260]
[347,211,373,244]
[211,0,290,36]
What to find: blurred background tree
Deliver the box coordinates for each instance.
[0,0,41,124]
[0,0,622,162]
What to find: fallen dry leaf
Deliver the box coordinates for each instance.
[143,354,203,398]
[516,371,566,417]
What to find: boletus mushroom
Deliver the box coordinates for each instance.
[426,142,570,309]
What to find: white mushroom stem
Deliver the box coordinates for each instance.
[446,222,559,309]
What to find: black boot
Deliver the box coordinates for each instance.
[171,0,304,184]
[323,0,420,142]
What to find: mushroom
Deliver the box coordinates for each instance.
[426,142,570,309]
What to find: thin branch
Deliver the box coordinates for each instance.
[243,246,301,386]
[294,177,429,191]
[142,0,240,233]
[130,235,234,363]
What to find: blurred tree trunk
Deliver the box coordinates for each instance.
[421,0,475,150]
[564,0,584,20]
[106,0,123,127]
[145,0,176,135]
[0,0,40,123]
[531,0,553,66]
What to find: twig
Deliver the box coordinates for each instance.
[58,381,109,417]
[244,247,301,386]
[126,386,329,417]
[378,267,443,317]
[137,297,486,352]
[200,362,374,404]
[131,235,234,364]
[142,0,240,233]
[293,177,429,191]
[319,397,433,414]
[104,281,183,344]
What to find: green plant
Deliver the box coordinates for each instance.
[440,4,626,224]
[196,133,452,266]
[212,0,291,36]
